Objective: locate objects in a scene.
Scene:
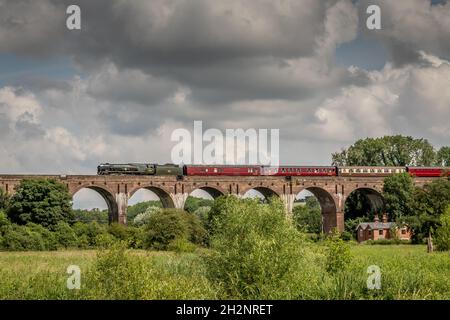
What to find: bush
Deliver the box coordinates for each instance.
[325,230,352,274]
[435,207,450,251]
[72,222,108,247]
[95,233,117,248]
[132,206,161,226]
[0,211,10,228]
[53,221,78,248]
[26,223,58,250]
[108,223,129,240]
[204,196,309,299]
[0,224,46,251]
[143,209,205,250]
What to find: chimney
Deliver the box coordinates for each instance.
[382,213,388,223]
[374,215,379,223]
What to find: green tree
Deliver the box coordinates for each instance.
[292,197,322,233]
[7,179,73,228]
[435,206,450,251]
[0,188,9,210]
[407,179,450,243]
[436,146,450,166]
[184,196,214,214]
[383,173,415,220]
[332,135,436,166]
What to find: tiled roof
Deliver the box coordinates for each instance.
[356,222,396,231]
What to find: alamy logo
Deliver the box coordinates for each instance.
[367,265,381,290]
[66,265,81,290]
[171,121,279,166]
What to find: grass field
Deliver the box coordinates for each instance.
[0,245,448,300]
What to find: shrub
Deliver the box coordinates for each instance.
[144,209,206,250]
[0,211,10,227]
[204,196,309,299]
[325,230,352,274]
[435,207,450,251]
[132,206,161,226]
[53,221,78,248]
[72,222,107,247]
[0,224,46,251]
[26,223,58,250]
[95,233,117,248]
[108,223,129,240]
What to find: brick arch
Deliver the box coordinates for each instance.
[293,186,338,233]
[240,186,280,199]
[71,185,119,223]
[189,186,225,199]
[129,186,175,208]
[344,187,385,215]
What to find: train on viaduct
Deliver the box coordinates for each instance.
[1,163,444,233]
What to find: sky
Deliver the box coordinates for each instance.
[1,0,450,208]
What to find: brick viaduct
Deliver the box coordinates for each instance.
[0,174,435,233]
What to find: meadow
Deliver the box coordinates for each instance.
[0,245,448,300]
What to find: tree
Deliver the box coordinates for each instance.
[292,197,322,233]
[7,179,73,228]
[0,188,9,210]
[435,206,450,251]
[407,179,450,243]
[436,146,450,166]
[383,173,415,220]
[332,135,436,166]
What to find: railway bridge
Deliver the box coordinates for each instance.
[0,174,435,233]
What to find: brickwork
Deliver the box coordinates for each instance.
[0,174,436,233]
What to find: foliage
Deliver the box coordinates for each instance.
[344,191,375,221]
[292,197,322,233]
[332,135,436,166]
[407,179,450,243]
[0,224,47,251]
[73,209,109,224]
[325,230,352,274]
[383,173,415,220]
[435,206,450,251]
[143,209,206,250]
[204,196,310,299]
[127,200,162,222]
[132,206,161,226]
[184,196,214,214]
[0,188,9,210]
[53,221,78,248]
[436,146,450,166]
[7,179,73,228]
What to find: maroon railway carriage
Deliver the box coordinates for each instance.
[261,166,336,176]
[184,165,261,176]
[407,167,450,177]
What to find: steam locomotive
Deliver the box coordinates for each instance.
[97,163,450,178]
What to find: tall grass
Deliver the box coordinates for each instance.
[0,245,448,300]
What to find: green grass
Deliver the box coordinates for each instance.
[0,245,448,300]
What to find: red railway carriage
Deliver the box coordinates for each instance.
[261,166,336,176]
[407,167,450,177]
[184,165,261,176]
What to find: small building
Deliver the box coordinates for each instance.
[356,214,411,243]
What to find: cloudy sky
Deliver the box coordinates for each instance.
[1,0,450,179]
